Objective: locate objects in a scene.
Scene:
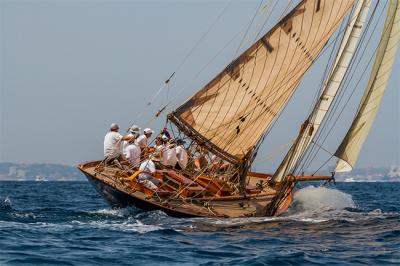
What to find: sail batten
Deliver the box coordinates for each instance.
[171,0,356,163]
[335,0,400,172]
[273,0,370,182]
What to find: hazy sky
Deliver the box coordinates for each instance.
[0,0,399,172]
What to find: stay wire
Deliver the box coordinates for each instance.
[173,0,234,76]
[164,1,276,115]
[131,1,233,125]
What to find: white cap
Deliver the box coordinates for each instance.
[144,128,154,134]
[129,125,141,133]
[110,123,119,130]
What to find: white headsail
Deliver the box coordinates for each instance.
[335,0,400,172]
[273,0,370,182]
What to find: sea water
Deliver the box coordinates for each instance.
[0,181,399,265]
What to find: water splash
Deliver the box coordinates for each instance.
[276,185,363,224]
[288,185,356,214]
[0,196,13,211]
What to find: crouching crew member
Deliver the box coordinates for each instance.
[138,154,161,190]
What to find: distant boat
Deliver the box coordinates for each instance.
[79,0,399,218]
[35,175,47,182]
[388,165,400,177]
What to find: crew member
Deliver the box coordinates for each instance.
[175,139,188,170]
[136,128,154,150]
[103,123,134,166]
[162,139,177,167]
[124,134,141,166]
[138,154,161,190]
[122,125,140,156]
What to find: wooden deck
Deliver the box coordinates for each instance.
[78,160,294,218]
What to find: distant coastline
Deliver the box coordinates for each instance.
[0,163,84,181]
[0,162,399,182]
[334,165,400,182]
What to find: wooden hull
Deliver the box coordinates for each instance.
[78,160,295,218]
[84,171,198,218]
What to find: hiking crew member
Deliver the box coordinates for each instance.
[103,123,134,166]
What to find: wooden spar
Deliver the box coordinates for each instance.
[290,175,333,182]
[247,172,331,182]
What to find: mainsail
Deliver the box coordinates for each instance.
[273,0,371,182]
[335,0,400,172]
[169,0,356,164]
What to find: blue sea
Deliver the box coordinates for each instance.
[0,181,399,265]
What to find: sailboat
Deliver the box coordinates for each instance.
[78,0,399,218]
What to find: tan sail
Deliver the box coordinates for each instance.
[273,0,371,182]
[170,0,356,163]
[335,0,400,172]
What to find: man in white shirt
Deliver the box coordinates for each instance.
[175,139,188,170]
[122,125,140,156]
[136,128,154,150]
[103,123,133,166]
[124,138,141,166]
[154,137,165,153]
[162,139,177,167]
[138,156,160,190]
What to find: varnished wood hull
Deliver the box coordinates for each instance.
[84,171,198,218]
[78,160,295,218]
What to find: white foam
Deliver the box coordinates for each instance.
[71,219,163,233]
[4,196,11,206]
[88,208,136,217]
[291,185,355,213]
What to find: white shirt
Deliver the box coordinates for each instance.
[135,135,148,148]
[155,144,165,152]
[162,145,177,167]
[176,145,188,169]
[104,131,122,157]
[125,143,141,165]
[122,133,134,156]
[139,159,156,180]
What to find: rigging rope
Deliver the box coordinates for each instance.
[129,1,234,126]
[164,0,276,114]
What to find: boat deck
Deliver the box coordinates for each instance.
[78,161,292,218]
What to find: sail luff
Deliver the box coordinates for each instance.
[335,0,400,172]
[171,0,356,163]
[273,0,370,182]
